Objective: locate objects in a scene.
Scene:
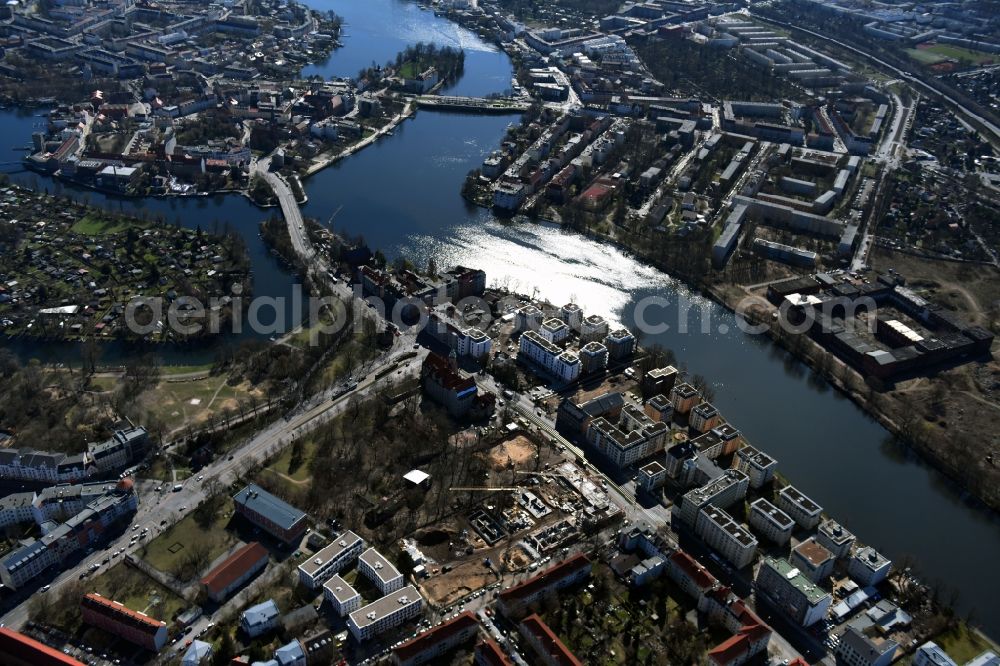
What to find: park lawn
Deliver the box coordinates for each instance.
[924,43,998,64]
[397,61,421,79]
[261,438,317,487]
[933,624,996,664]
[138,375,262,432]
[71,214,147,235]
[160,363,214,376]
[87,563,186,624]
[905,48,946,65]
[138,500,238,576]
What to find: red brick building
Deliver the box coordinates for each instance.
[200,541,269,602]
[0,627,85,666]
[80,593,168,651]
[497,554,592,618]
[517,614,583,666]
[391,611,479,665]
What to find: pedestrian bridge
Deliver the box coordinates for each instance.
[414,95,530,113]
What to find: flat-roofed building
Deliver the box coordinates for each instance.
[348,585,423,641]
[733,445,777,488]
[358,547,404,595]
[816,519,855,559]
[497,554,592,618]
[0,626,85,666]
[579,314,609,343]
[586,404,668,469]
[643,394,673,423]
[637,461,666,492]
[641,366,677,398]
[233,484,308,544]
[670,382,701,415]
[605,329,636,360]
[695,505,757,569]
[776,485,822,530]
[391,611,478,665]
[298,530,365,589]
[519,331,581,383]
[518,614,583,666]
[913,642,958,666]
[748,498,794,545]
[679,470,749,526]
[323,574,361,616]
[539,318,570,343]
[200,541,268,602]
[80,593,168,651]
[791,538,835,583]
[689,402,721,433]
[755,556,832,627]
[579,341,609,374]
[835,625,897,666]
[848,547,891,586]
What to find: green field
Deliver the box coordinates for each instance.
[931,624,997,664]
[907,43,998,66]
[70,214,148,235]
[87,564,187,625]
[397,61,421,79]
[138,496,240,579]
[259,438,317,492]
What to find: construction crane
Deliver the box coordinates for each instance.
[449,486,526,492]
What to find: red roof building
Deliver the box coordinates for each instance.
[497,554,592,618]
[474,639,514,666]
[0,627,85,666]
[200,542,269,602]
[517,614,583,666]
[665,550,718,601]
[80,593,168,651]
[391,611,479,665]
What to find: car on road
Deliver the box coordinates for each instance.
[40,585,50,592]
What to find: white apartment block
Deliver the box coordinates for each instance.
[348,585,423,641]
[457,328,491,358]
[734,445,778,489]
[679,469,750,525]
[358,548,404,596]
[323,574,361,616]
[580,314,609,342]
[695,505,757,569]
[560,303,582,331]
[515,305,543,332]
[0,492,35,528]
[848,547,891,587]
[539,318,570,343]
[519,331,581,383]
[748,498,794,545]
[586,404,668,469]
[791,538,836,583]
[298,531,365,590]
[776,485,823,530]
[816,519,856,559]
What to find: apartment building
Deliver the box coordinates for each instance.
[358,548,404,596]
[519,331,581,383]
[475,639,514,666]
[913,642,958,666]
[695,506,757,569]
[348,585,423,641]
[734,445,778,489]
[665,550,718,602]
[518,614,583,666]
[421,353,489,418]
[679,470,749,526]
[670,382,701,415]
[637,461,666,493]
[689,402,721,433]
[579,314,609,342]
[80,593,168,651]
[87,425,149,472]
[0,492,35,528]
[298,530,365,589]
[586,404,668,469]
[324,574,361,616]
[835,626,897,666]
[240,599,280,638]
[579,341,609,374]
[665,440,698,486]
[848,547,891,586]
[816,519,856,559]
[643,394,673,423]
[539,318,570,343]
[776,485,823,530]
[755,556,832,627]
[0,449,94,484]
[497,554,592,618]
[791,538,836,583]
[515,305,544,332]
[233,484,308,544]
[1,539,59,590]
[748,498,794,545]
[200,542,268,603]
[391,611,479,666]
[641,366,677,398]
[605,328,636,359]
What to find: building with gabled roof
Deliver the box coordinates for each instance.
[233,484,308,544]
[200,541,268,602]
[80,593,168,651]
[518,614,582,666]
[497,554,592,618]
[391,611,479,665]
[0,627,85,666]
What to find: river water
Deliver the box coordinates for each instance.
[0,0,997,636]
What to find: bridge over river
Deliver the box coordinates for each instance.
[414,95,530,113]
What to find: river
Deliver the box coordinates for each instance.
[0,0,997,638]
